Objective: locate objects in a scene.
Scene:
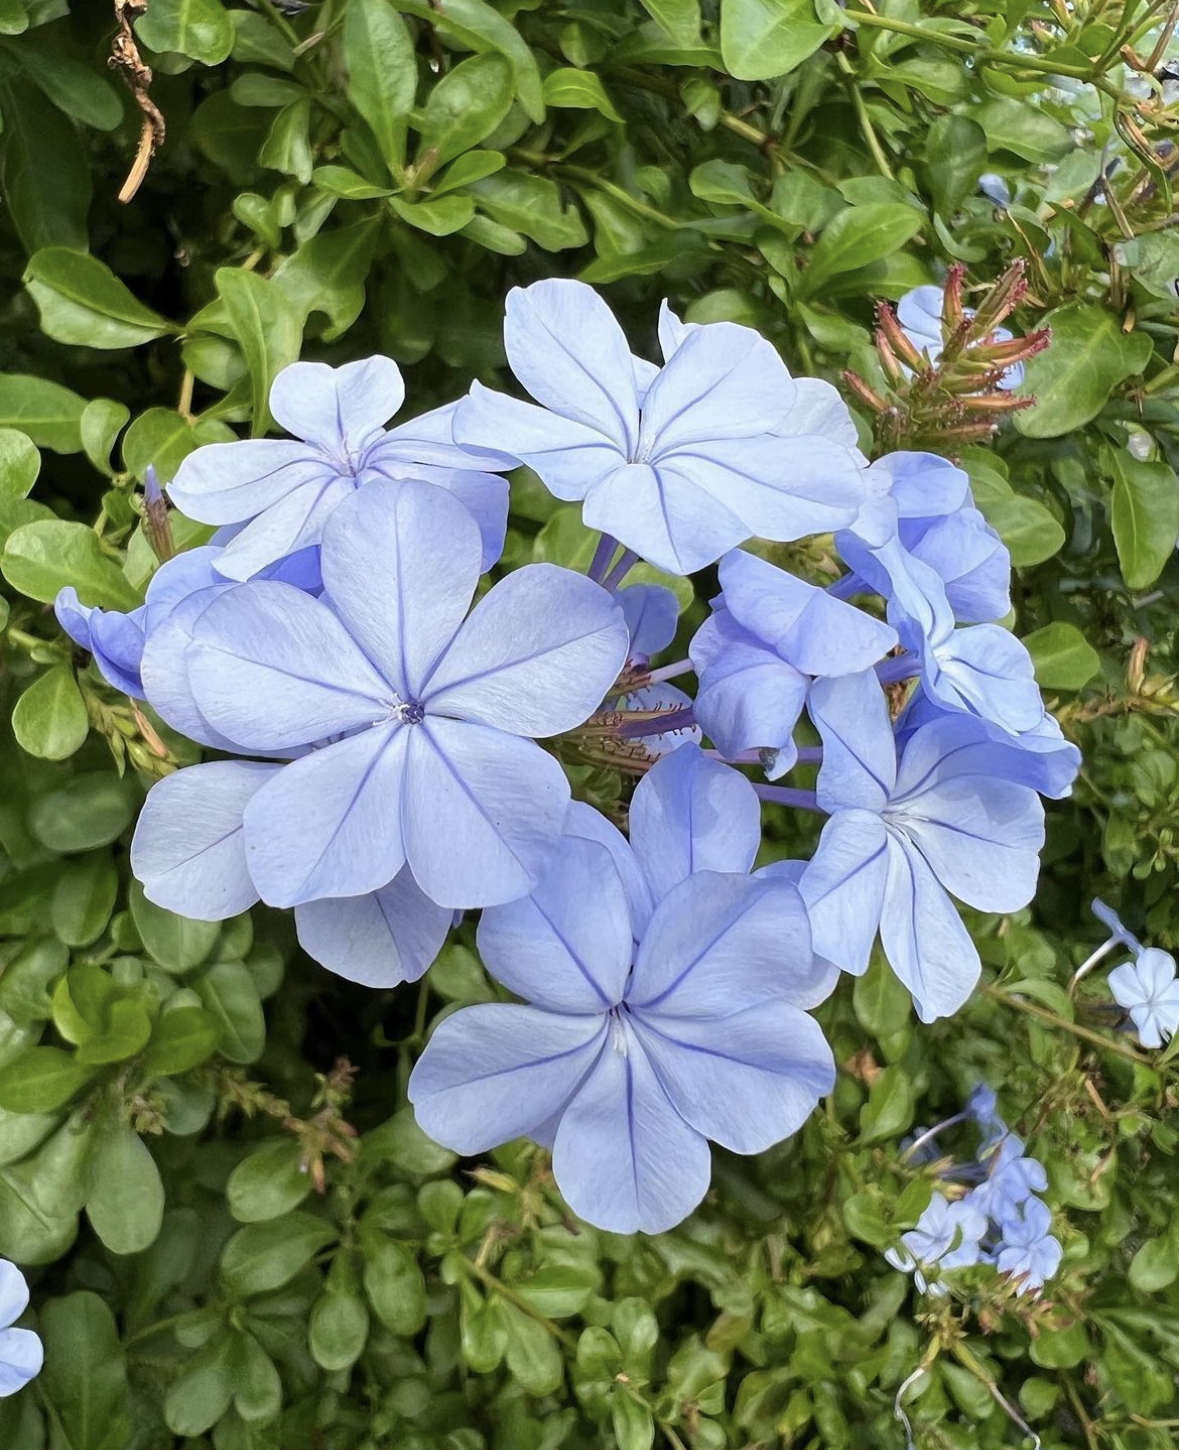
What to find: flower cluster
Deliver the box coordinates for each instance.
[0,1260,41,1397]
[888,1087,1062,1297]
[1080,900,1179,1048]
[55,279,1076,1234]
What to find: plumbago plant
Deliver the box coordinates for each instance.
[4,2,1179,1450]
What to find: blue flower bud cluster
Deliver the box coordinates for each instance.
[53,280,1078,1234]
[887,1087,1062,1297]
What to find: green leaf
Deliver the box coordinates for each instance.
[271,217,381,338]
[800,203,924,298]
[1015,304,1154,437]
[502,1300,564,1395]
[515,1262,600,1319]
[362,1234,428,1334]
[3,518,139,608]
[221,1212,336,1296]
[140,1005,222,1077]
[344,0,417,177]
[1110,455,1179,590]
[309,1288,370,1372]
[227,1140,312,1223]
[121,405,234,484]
[0,373,86,452]
[393,0,545,123]
[923,114,987,217]
[28,772,139,853]
[0,427,39,497]
[311,165,393,200]
[974,96,1073,163]
[639,0,701,43]
[720,0,832,82]
[542,68,623,122]
[1129,1232,1179,1292]
[0,1046,95,1113]
[40,1293,132,1450]
[195,961,266,1063]
[414,53,515,178]
[80,399,129,477]
[259,97,314,185]
[389,193,476,236]
[135,0,234,65]
[1023,622,1101,691]
[86,1127,165,1255]
[13,665,88,761]
[0,81,91,253]
[164,1333,238,1437]
[51,853,118,947]
[611,1392,655,1450]
[858,1065,915,1145]
[469,172,589,250]
[129,880,221,973]
[24,247,172,348]
[216,268,303,435]
[10,40,123,130]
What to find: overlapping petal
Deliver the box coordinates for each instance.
[269,356,405,453]
[691,609,807,763]
[809,671,897,812]
[293,868,452,988]
[168,440,333,525]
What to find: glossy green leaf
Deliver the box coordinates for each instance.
[0,373,86,453]
[0,1046,95,1113]
[216,268,303,435]
[86,1127,165,1254]
[1016,305,1154,437]
[0,427,39,497]
[135,0,234,65]
[720,0,832,82]
[1110,455,1179,590]
[799,203,924,298]
[3,519,139,608]
[344,0,417,176]
[221,1212,336,1296]
[40,1293,132,1450]
[51,853,118,947]
[227,1140,312,1223]
[140,1005,222,1077]
[414,54,515,178]
[1024,622,1101,691]
[13,665,88,761]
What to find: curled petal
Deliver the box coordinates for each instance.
[294,868,451,988]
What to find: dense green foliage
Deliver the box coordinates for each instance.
[0,1,1178,1446]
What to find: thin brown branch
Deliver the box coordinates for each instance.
[111,0,165,203]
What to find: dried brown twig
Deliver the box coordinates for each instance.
[110,0,165,203]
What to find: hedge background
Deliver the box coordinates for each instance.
[0,0,1177,1446]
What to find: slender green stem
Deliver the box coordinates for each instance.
[983,984,1151,1064]
[836,52,895,180]
[511,149,681,229]
[462,1257,578,1349]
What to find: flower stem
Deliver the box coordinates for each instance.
[604,549,639,591]
[588,533,619,585]
[642,658,694,686]
[753,784,823,812]
[983,984,1150,1063]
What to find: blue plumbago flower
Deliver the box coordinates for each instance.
[131,479,629,911]
[690,548,897,773]
[1090,898,1142,953]
[453,279,865,575]
[783,671,1045,1022]
[1109,947,1179,1049]
[994,1197,1063,1293]
[409,746,836,1234]
[885,1195,989,1295]
[897,284,1026,390]
[978,172,1013,207]
[839,451,971,554]
[618,583,679,668]
[0,1260,42,1396]
[965,1084,1008,1155]
[168,357,510,581]
[969,1133,1049,1222]
[130,761,452,988]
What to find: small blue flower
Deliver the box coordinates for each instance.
[970,1134,1049,1222]
[169,357,509,580]
[0,1261,42,1397]
[781,671,1045,1022]
[994,1197,1062,1293]
[885,1195,988,1295]
[1109,947,1179,1049]
[409,746,837,1234]
[454,280,865,574]
[131,480,629,912]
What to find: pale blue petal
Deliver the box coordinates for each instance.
[690,609,807,761]
[505,279,640,453]
[54,587,95,652]
[629,871,816,1015]
[423,564,628,736]
[776,377,860,449]
[565,800,652,937]
[409,1004,607,1154]
[131,760,279,920]
[792,809,889,978]
[659,435,863,544]
[629,743,761,904]
[454,382,624,501]
[584,460,748,575]
[320,479,482,700]
[551,1030,710,1234]
[0,1327,42,1396]
[373,398,516,472]
[143,546,224,614]
[294,867,451,988]
[243,725,409,906]
[0,1262,29,1327]
[140,586,245,750]
[269,356,404,452]
[897,286,944,352]
[168,439,335,525]
[880,833,980,1023]
[428,469,509,572]
[402,718,570,908]
[927,624,1045,734]
[83,608,147,697]
[619,583,678,661]
[656,299,689,361]
[809,672,897,812]
[753,858,843,1002]
[902,508,1010,623]
[631,1003,833,1153]
[718,549,897,675]
[188,583,388,750]
[211,474,357,581]
[476,837,632,1011]
[640,321,796,452]
[888,452,971,521]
